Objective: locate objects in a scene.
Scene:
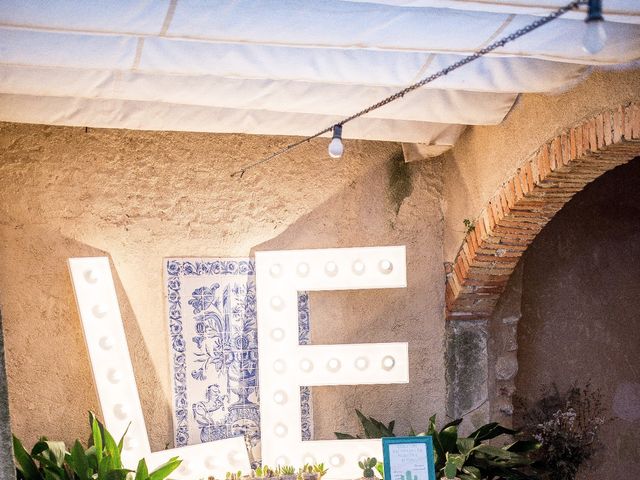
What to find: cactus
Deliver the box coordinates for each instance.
[313,463,328,478]
[281,465,296,476]
[400,471,417,480]
[358,458,377,478]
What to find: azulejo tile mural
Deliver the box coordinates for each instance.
[165,259,313,464]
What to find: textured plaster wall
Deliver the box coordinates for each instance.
[513,158,640,479]
[442,67,640,262]
[0,123,446,451]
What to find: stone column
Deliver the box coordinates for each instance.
[0,311,14,478]
[445,319,489,433]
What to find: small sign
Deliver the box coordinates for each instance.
[382,436,437,480]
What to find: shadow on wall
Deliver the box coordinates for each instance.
[0,228,171,450]
[251,151,448,441]
[512,157,640,479]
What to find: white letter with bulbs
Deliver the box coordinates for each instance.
[68,257,251,479]
[256,246,409,479]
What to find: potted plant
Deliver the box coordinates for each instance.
[359,457,378,480]
[280,465,297,480]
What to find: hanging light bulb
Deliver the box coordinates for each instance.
[328,124,344,158]
[583,0,606,54]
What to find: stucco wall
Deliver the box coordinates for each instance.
[0,123,446,452]
[512,158,640,478]
[443,67,640,262]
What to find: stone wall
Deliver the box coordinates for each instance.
[514,157,640,479]
[0,124,446,451]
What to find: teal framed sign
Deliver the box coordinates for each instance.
[382,436,437,480]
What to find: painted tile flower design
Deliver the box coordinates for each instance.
[166,259,312,463]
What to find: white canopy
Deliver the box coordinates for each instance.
[0,0,638,150]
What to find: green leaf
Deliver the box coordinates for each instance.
[135,458,149,480]
[456,438,475,456]
[505,440,541,453]
[148,457,182,480]
[69,440,91,480]
[462,465,481,480]
[39,441,67,468]
[90,413,103,466]
[446,453,465,470]
[439,426,459,454]
[13,435,42,480]
[98,456,111,480]
[468,423,516,442]
[105,468,131,480]
[473,444,514,459]
[101,425,121,469]
[439,418,463,432]
[117,423,131,455]
[443,460,457,479]
[334,432,357,440]
[426,415,437,436]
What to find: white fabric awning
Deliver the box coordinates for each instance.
[0,0,638,149]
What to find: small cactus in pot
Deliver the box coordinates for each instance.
[359,457,378,480]
[280,465,297,480]
[301,464,319,480]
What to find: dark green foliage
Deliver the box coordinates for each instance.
[335,410,540,480]
[334,410,396,439]
[13,412,181,480]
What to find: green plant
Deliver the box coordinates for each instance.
[515,382,606,480]
[281,466,296,476]
[336,410,540,480]
[375,462,384,479]
[463,219,475,234]
[312,463,328,478]
[358,458,377,478]
[335,410,395,439]
[13,412,181,480]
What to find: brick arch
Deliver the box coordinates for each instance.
[446,102,640,321]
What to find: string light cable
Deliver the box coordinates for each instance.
[231,0,602,178]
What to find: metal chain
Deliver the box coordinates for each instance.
[232,0,586,178]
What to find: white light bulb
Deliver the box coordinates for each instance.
[328,125,344,158]
[583,20,606,54]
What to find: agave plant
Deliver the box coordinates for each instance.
[13,412,181,480]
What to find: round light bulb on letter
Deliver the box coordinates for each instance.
[355,356,369,370]
[327,358,341,372]
[269,263,283,278]
[297,262,310,277]
[114,403,128,420]
[274,390,288,404]
[107,369,122,384]
[84,269,98,284]
[352,260,365,275]
[379,259,393,274]
[325,261,338,277]
[382,355,396,371]
[300,358,314,372]
[99,336,114,350]
[92,304,109,319]
[273,359,286,373]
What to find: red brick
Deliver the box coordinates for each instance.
[588,118,598,152]
[505,178,516,208]
[603,111,613,146]
[569,128,577,161]
[524,163,535,192]
[575,124,584,158]
[624,104,633,140]
[596,114,605,149]
[560,133,570,166]
[613,107,623,143]
[632,104,640,140]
